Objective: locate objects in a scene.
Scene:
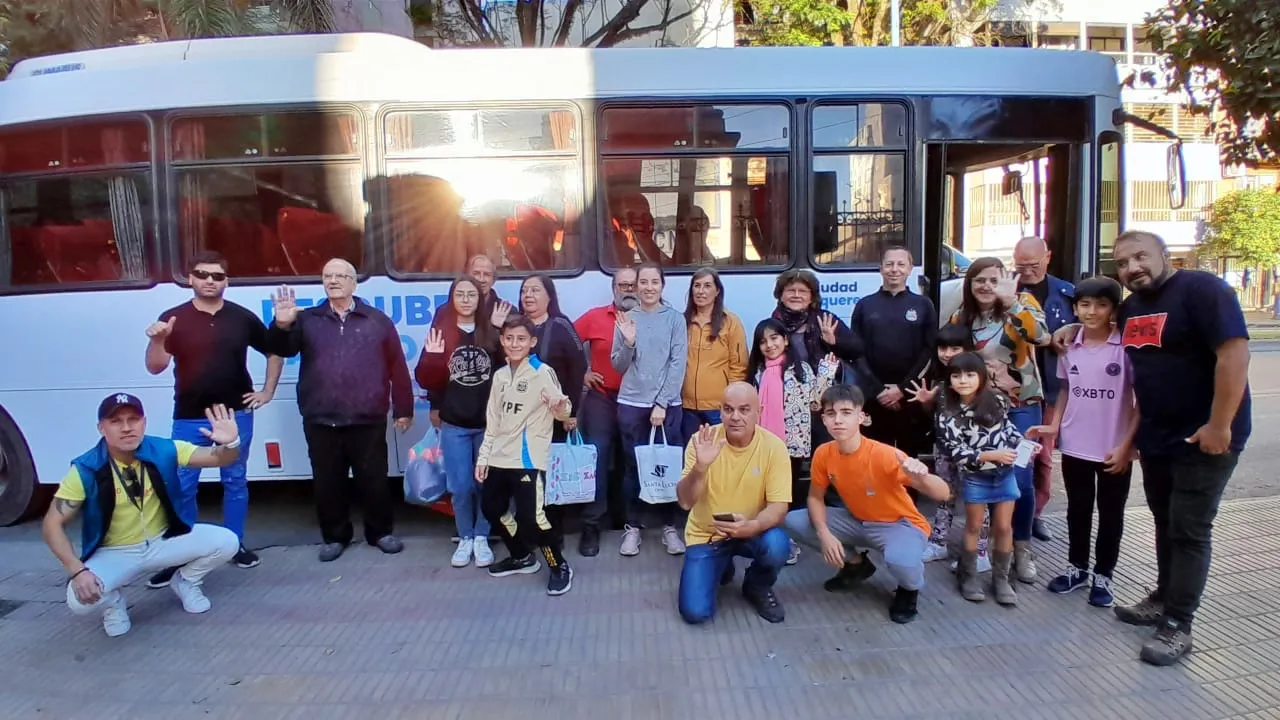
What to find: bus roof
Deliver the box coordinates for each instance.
[0,32,1121,127]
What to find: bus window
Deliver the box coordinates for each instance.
[170,111,364,279]
[0,119,152,288]
[810,103,908,267]
[598,104,790,270]
[380,107,582,276]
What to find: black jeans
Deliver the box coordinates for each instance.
[579,389,621,529]
[863,400,934,459]
[303,422,393,546]
[481,467,566,567]
[1142,449,1240,625]
[1060,454,1132,577]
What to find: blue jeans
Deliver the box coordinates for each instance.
[681,409,721,444]
[440,423,490,539]
[1007,404,1042,542]
[678,527,791,624]
[579,390,620,529]
[172,410,254,541]
[618,403,683,528]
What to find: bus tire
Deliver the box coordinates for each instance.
[0,406,42,526]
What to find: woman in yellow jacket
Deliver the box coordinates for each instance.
[681,268,748,439]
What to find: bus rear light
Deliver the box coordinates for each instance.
[264,441,283,471]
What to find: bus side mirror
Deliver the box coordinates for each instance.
[1001,170,1023,196]
[1167,141,1187,210]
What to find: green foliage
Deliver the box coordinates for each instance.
[1147,0,1279,165]
[737,0,1000,47]
[1201,189,1280,269]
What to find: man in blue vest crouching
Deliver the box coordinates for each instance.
[42,393,242,637]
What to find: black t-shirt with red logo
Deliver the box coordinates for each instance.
[1118,270,1252,456]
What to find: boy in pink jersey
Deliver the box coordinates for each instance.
[1030,277,1138,607]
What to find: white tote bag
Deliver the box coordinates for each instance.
[545,430,598,506]
[636,425,682,504]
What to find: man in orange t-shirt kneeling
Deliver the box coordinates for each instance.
[784,385,953,624]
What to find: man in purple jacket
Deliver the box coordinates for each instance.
[267,258,415,562]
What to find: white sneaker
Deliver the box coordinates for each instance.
[171,572,211,614]
[101,591,131,637]
[451,538,474,568]
[662,525,686,555]
[786,540,801,565]
[473,537,494,568]
[922,542,949,563]
[619,525,641,556]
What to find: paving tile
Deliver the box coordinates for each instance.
[5,498,1280,717]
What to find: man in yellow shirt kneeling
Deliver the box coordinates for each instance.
[677,382,793,624]
[42,393,243,637]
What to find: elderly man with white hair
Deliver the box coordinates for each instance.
[267,258,415,562]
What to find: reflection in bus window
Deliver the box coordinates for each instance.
[0,120,151,287]
[599,103,790,269]
[171,113,364,278]
[601,156,789,268]
[811,103,907,267]
[1097,136,1121,278]
[381,107,581,275]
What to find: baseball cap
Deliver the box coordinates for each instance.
[98,393,145,421]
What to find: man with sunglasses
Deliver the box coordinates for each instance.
[143,251,283,585]
[42,394,243,637]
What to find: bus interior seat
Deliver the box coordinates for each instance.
[9,226,58,285]
[206,216,290,276]
[277,207,359,276]
[37,221,122,283]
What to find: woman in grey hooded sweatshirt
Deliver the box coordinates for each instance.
[612,262,689,558]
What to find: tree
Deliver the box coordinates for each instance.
[1146,0,1279,166]
[427,0,723,47]
[1200,189,1280,269]
[735,0,1000,47]
[0,0,342,77]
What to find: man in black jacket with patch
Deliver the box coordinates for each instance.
[268,258,415,562]
[848,246,937,458]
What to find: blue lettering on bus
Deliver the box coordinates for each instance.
[258,294,452,366]
[819,281,859,294]
[821,294,863,310]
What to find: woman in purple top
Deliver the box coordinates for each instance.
[1030,277,1137,609]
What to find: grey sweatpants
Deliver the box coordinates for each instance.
[784,507,928,590]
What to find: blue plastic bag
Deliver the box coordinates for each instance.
[403,425,447,506]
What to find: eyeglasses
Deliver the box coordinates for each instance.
[191,269,227,282]
[323,273,354,282]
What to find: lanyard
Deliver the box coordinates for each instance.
[110,460,146,512]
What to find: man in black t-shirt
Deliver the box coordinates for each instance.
[143,251,283,582]
[1054,230,1251,667]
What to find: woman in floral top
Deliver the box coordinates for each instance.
[951,257,1048,585]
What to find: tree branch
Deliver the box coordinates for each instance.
[581,0,649,47]
[551,0,585,46]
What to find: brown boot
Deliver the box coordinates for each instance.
[958,550,985,602]
[991,550,1018,606]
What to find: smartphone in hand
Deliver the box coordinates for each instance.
[712,513,736,522]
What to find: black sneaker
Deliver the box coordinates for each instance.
[374,535,404,554]
[1140,618,1193,666]
[743,586,785,624]
[578,526,600,558]
[1114,591,1164,627]
[488,554,541,577]
[889,588,919,624]
[147,566,178,589]
[547,564,574,595]
[823,552,876,592]
[234,546,261,569]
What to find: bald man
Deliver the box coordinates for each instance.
[1013,236,1077,541]
[676,383,793,625]
[267,258,415,562]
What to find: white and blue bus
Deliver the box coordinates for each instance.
[0,33,1176,524]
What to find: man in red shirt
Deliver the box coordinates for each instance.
[573,268,638,556]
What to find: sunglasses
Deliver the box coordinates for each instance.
[121,467,145,508]
[191,269,228,282]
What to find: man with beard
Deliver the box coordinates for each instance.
[572,268,639,556]
[1053,230,1251,666]
[143,251,282,584]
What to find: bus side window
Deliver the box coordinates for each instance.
[598,104,791,270]
[810,103,909,267]
[1,119,151,288]
[380,107,582,277]
[170,112,364,280]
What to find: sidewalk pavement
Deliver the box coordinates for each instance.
[3,498,1280,719]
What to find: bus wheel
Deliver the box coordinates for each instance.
[0,406,42,526]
